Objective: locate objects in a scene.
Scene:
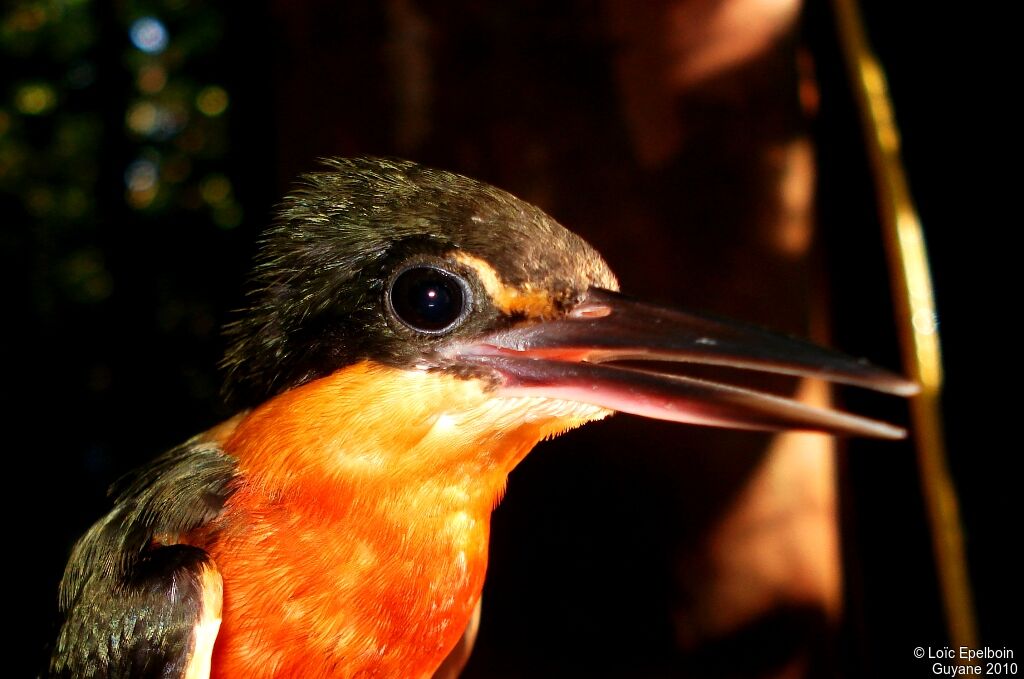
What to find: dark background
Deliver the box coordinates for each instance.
[4,1,1015,676]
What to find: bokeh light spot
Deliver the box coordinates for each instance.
[129,17,168,54]
[136,65,167,94]
[15,83,57,115]
[126,101,159,135]
[6,5,48,33]
[155,103,188,139]
[125,158,159,191]
[127,185,158,208]
[200,173,231,205]
[63,250,114,303]
[125,158,160,208]
[126,101,187,139]
[196,85,229,117]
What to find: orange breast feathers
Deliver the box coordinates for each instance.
[186,360,607,678]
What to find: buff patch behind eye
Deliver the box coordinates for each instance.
[453,252,561,320]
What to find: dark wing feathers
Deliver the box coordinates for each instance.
[51,439,237,678]
[53,546,217,679]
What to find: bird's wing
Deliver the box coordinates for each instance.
[51,544,223,679]
[50,439,237,678]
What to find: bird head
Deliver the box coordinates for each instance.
[221,156,915,478]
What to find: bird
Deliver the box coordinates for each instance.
[50,156,917,678]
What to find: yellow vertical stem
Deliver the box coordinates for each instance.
[831,0,978,656]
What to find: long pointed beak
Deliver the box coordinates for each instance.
[447,287,918,439]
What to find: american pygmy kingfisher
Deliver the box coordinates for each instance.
[50,157,916,678]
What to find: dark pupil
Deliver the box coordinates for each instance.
[391,267,465,332]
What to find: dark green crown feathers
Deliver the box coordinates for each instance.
[220,157,615,407]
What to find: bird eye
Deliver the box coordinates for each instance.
[387,266,470,334]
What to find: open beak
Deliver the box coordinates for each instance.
[448,287,918,439]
